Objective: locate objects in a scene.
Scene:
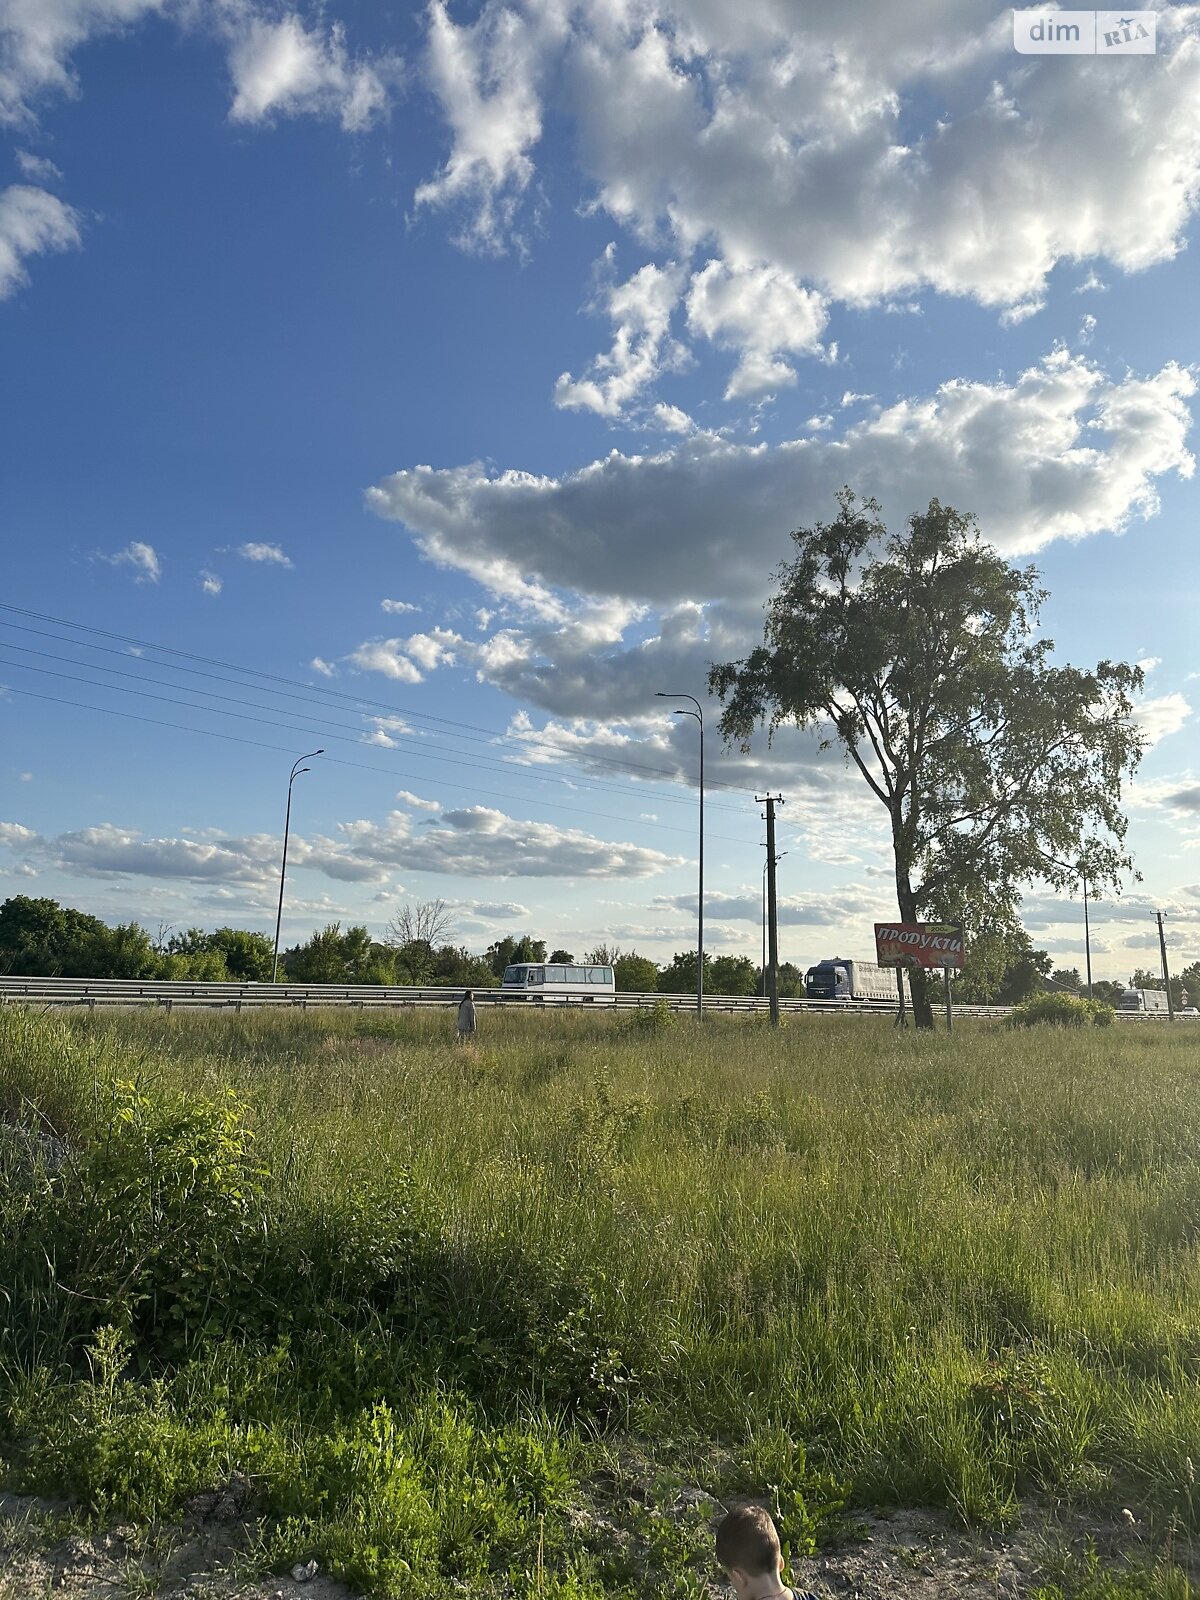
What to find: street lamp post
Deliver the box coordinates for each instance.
[1081,865,1092,999]
[656,692,704,1020]
[272,749,324,983]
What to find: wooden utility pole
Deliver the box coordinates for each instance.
[757,794,784,1026]
[1157,910,1175,1021]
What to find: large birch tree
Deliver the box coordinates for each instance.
[708,491,1144,1028]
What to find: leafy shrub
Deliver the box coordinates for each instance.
[1009,993,1115,1028]
[61,1081,270,1357]
[622,997,676,1034]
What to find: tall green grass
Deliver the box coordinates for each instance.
[2,1004,1199,1594]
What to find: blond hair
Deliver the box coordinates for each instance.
[715,1505,782,1577]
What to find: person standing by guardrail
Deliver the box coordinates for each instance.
[456,989,477,1043]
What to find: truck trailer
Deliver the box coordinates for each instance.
[804,958,906,1003]
[1117,987,1170,1013]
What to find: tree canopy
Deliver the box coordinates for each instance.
[710,491,1145,1027]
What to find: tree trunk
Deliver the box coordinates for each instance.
[897,877,935,1030]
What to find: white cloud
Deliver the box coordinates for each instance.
[455,898,529,919]
[413,0,557,251]
[1074,270,1108,295]
[553,253,687,417]
[309,656,336,677]
[381,598,421,614]
[226,12,398,132]
[338,805,682,879]
[0,803,680,888]
[0,183,80,297]
[403,628,462,671]
[200,569,222,596]
[237,541,293,567]
[0,820,275,885]
[15,149,61,182]
[18,771,32,782]
[686,260,829,398]
[347,630,460,683]
[0,0,168,123]
[0,1,396,133]
[98,539,160,583]
[654,886,880,928]
[652,402,694,434]
[1134,693,1191,748]
[368,350,1196,610]
[346,641,421,683]
[395,789,441,812]
[561,4,1200,315]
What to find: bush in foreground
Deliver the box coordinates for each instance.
[1009,992,1115,1028]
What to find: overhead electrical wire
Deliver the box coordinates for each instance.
[0,683,754,847]
[0,633,751,818]
[0,602,757,801]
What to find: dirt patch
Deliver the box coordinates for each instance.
[0,1491,355,1600]
[2,1488,1191,1599]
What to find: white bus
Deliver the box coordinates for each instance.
[501,962,616,1002]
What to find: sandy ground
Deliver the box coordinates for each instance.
[1,1486,1188,1599]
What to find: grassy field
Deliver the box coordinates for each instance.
[1,1002,1199,1597]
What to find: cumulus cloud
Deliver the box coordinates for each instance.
[561,2,1200,314]
[226,12,398,131]
[395,789,441,812]
[200,570,222,596]
[553,253,687,417]
[97,540,161,582]
[309,656,336,677]
[413,0,557,251]
[0,183,80,297]
[0,803,680,888]
[685,260,829,397]
[0,820,276,885]
[347,630,461,683]
[0,0,168,123]
[381,598,420,614]
[1133,693,1191,748]
[1,1,397,133]
[237,541,293,567]
[338,805,682,879]
[653,886,881,927]
[369,350,1196,610]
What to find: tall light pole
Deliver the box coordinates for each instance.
[1081,864,1092,999]
[656,692,703,1020]
[272,749,323,982]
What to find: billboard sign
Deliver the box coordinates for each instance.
[874,921,965,971]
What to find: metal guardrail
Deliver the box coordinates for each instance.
[0,975,1024,1017]
[0,977,1183,1019]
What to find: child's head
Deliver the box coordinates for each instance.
[715,1505,784,1597]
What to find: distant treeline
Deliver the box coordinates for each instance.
[0,897,801,994]
[3,896,1190,1003]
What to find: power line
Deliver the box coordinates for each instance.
[0,641,754,820]
[0,684,755,847]
[0,603,754,801]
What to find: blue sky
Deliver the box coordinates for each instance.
[2,0,1199,978]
